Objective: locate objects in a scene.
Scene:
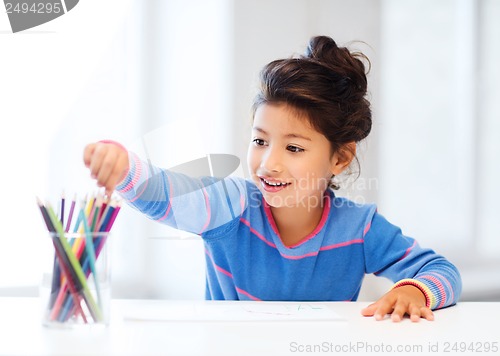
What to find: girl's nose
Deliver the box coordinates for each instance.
[261,147,283,173]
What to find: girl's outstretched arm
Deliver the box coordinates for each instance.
[85,141,247,235]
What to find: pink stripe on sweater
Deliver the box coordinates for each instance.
[240,194,245,212]
[280,239,364,260]
[240,218,277,248]
[215,264,233,278]
[280,251,319,259]
[319,239,364,252]
[363,221,371,237]
[420,275,447,309]
[262,200,280,236]
[241,217,364,260]
[204,249,261,301]
[428,272,454,303]
[205,249,233,278]
[373,240,417,276]
[236,287,261,301]
[262,194,331,248]
[398,240,417,262]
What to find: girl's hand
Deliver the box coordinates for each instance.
[361,285,434,322]
[83,141,129,197]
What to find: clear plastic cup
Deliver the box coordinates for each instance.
[41,231,112,327]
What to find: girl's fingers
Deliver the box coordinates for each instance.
[88,144,106,180]
[420,307,434,321]
[98,143,129,195]
[87,143,124,190]
[362,295,397,321]
[361,286,435,322]
[84,141,129,196]
[83,143,96,168]
[391,304,435,323]
[108,145,129,192]
[373,301,394,321]
[105,174,119,195]
[407,304,421,322]
[360,302,378,317]
[105,161,128,195]
[95,148,117,189]
[391,303,407,322]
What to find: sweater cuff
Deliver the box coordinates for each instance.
[391,278,435,309]
[116,152,136,193]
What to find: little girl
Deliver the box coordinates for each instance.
[84,36,461,322]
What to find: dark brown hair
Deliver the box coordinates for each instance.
[252,36,372,189]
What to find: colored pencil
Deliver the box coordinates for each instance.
[79,201,102,309]
[60,192,65,227]
[64,194,76,233]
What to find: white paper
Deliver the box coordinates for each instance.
[124,301,344,322]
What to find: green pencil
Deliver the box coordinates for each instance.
[78,201,102,311]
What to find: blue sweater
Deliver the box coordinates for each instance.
[117,153,461,309]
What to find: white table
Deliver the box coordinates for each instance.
[1,298,498,356]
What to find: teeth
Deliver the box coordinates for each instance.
[263,179,287,186]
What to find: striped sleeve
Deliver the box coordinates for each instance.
[363,211,462,310]
[115,152,247,234]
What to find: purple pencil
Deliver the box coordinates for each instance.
[65,194,76,233]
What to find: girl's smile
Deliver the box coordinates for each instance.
[259,176,292,192]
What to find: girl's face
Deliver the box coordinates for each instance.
[247,103,343,209]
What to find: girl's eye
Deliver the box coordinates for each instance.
[253,138,266,146]
[287,145,304,153]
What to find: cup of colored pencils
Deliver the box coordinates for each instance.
[37,193,121,327]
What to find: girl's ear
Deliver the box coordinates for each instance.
[330,142,356,175]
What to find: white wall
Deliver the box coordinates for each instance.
[0,0,140,292]
[477,0,500,258]
[378,0,500,300]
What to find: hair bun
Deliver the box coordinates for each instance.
[305,36,339,61]
[304,36,368,95]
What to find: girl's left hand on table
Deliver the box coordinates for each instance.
[361,285,434,322]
